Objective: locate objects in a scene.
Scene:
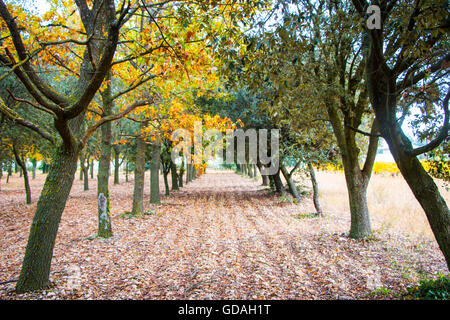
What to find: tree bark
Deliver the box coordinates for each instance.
[271,169,284,194]
[308,162,322,216]
[90,159,94,179]
[163,171,170,196]
[361,29,450,268]
[178,158,184,187]
[262,175,269,186]
[150,143,161,204]
[16,145,79,292]
[280,165,301,201]
[7,162,11,182]
[79,152,89,191]
[247,163,254,178]
[186,163,192,184]
[13,145,31,204]
[97,72,113,238]
[83,165,89,191]
[131,130,146,216]
[389,142,450,270]
[31,158,36,180]
[325,100,378,238]
[171,160,179,190]
[258,164,269,186]
[113,146,120,185]
[9,0,120,292]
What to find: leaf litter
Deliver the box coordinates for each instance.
[0,171,447,300]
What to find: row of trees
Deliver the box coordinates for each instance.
[0,0,265,292]
[0,0,448,294]
[212,0,449,268]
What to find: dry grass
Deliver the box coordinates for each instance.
[309,171,450,239]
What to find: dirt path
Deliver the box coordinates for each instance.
[0,170,447,299]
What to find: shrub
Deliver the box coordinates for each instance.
[405,274,450,300]
[372,162,400,175]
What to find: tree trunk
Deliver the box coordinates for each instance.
[171,160,179,191]
[41,162,48,174]
[247,163,254,178]
[280,165,301,201]
[258,164,269,186]
[163,172,170,196]
[150,143,161,204]
[308,162,322,216]
[15,145,79,292]
[271,169,284,194]
[13,145,31,204]
[262,175,269,186]
[390,144,450,270]
[178,158,184,188]
[31,158,36,180]
[343,163,371,238]
[97,73,113,238]
[186,163,191,184]
[325,99,378,238]
[13,0,117,292]
[363,37,450,268]
[90,159,94,179]
[83,166,89,191]
[125,161,129,182]
[131,131,146,216]
[79,153,89,191]
[113,146,120,185]
[7,162,12,183]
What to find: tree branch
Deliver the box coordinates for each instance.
[0,99,55,144]
[111,73,158,100]
[406,87,450,157]
[398,53,450,91]
[0,0,68,106]
[81,99,151,146]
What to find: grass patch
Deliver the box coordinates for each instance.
[293,212,320,220]
[117,210,155,219]
[367,287,397,299]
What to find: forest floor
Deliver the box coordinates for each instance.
[0,169,448,300]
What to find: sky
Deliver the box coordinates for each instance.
[6,0,50,15]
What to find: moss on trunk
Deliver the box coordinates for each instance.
[132,132,146,215]
[16,145,78,292]
[150,143,161,204]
